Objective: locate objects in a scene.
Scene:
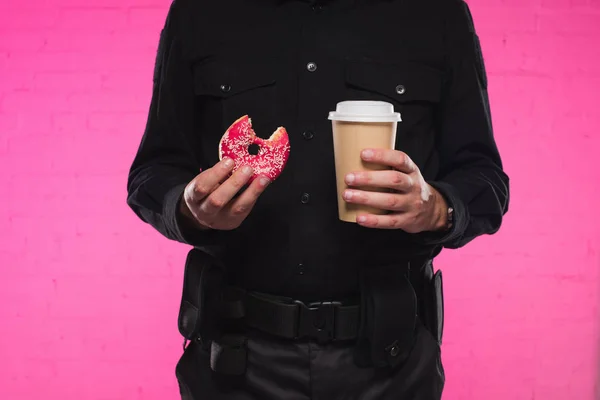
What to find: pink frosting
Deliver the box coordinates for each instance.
[218,115,291,182]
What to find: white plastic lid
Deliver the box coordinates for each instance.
[328,101,402,123]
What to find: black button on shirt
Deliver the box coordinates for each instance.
[126,0,510,302]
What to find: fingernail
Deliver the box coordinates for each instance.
[259,177,270,186]
[242,166,253,175]
[223,158,234,168]
[357,215,367,223]
[344,190,353,200]
[346,173,355,184]
[362,150,374,160]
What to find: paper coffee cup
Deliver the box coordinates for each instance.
[328,101,401,223]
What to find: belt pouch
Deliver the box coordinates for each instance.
[177,248,225,342]
[354,264,417,369]
[429,269,444,344]
[419,261,444,345]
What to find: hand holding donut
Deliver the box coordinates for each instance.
[179,158,271,231]
[179,115,291,231]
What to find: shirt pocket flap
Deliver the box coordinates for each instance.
[345,60,443,103]
[193,59,277,98]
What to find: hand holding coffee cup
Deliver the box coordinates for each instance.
[342,148,450,233]
[328,101,449,232]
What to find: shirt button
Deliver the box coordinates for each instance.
[306,62,317,72]
[301,193,310,204]
[303,130,314,140]
[220,84,231,93]
[395,84,406,95]
[298,263,305,275]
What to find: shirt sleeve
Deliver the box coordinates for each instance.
[414,0,510,249]
[126,1,220,246]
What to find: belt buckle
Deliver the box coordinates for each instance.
[293,300,342,344]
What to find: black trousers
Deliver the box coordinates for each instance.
[175,318,445,400]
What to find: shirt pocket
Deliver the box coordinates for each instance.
[192,58,279,141]
[344,60,443,139]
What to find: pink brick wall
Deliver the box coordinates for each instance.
[1,0,598,399]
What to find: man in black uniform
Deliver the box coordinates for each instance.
[126,0,509,398]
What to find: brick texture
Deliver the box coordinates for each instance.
[1,0,599,399]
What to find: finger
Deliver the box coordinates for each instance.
[199,165,254,215]
[355,213,409,230]
[187,158,236,204]
[345,170,414,192]
[226,175,271,216]
[343,189,412,212]
[360,149,416,174]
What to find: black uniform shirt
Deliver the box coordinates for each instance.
[126,0,510,302]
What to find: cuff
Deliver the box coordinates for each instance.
[412,180,469,247]
[163,183,222,246]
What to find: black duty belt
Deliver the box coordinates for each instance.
[223,289,360,343]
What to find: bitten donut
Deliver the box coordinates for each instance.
[218,115,291,182]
